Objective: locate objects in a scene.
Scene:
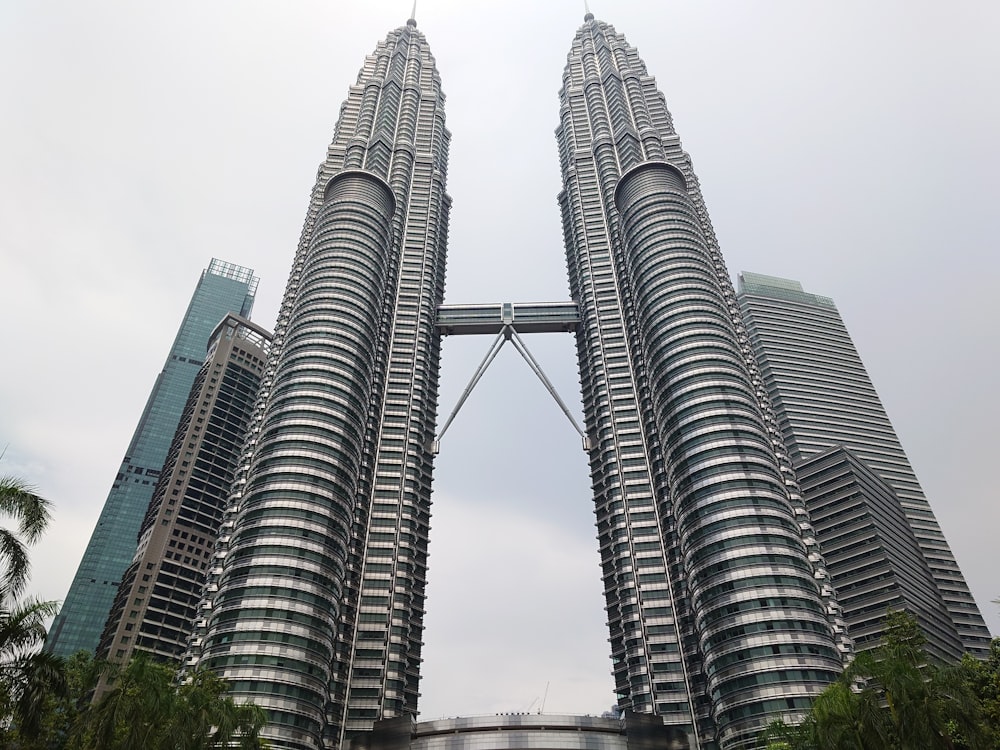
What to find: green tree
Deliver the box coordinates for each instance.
[757,716,817,749]
[842,612,984,749]
[0,476,52,598]
[809,679,889,750]
[2,649,102,749]
[959,639,1000,747]
[758,612,988,750]
[0,475,66,742]
[75,652,267,750]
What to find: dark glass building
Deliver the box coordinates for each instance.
[46,259,258,657]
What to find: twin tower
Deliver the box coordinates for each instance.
[185,15,849,750]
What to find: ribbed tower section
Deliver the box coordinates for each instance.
[557,17,845,748]
[188,20,450,750]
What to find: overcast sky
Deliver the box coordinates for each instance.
[1,0,998,720]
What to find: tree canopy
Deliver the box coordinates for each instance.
[758,612,998,750]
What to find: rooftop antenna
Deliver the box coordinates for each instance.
[410,0,417,21]
[584,1,594,22]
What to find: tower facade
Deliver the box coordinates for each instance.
[554,17,846,749]
[736,271,991,657]
[188,19,450,750]
[47,259,258,657]
[97,314,271,668]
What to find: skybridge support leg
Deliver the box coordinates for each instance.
[507,328,592,451]
[431,325,592,454]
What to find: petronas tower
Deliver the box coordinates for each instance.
[554,14,847,747]
[187,17,450,750]
[189,13,853,750]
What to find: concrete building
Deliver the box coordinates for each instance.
[352,714,690,750]
[97,314,271,667]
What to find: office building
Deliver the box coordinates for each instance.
[188,14,850,750]
[97,314,271,667]
[737,272,990,657]
[46,259,258,657]
[795,446,963,661]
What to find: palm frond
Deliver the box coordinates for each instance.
[0,476,51,544]
[0,528,31,598]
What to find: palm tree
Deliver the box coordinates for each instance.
[0,474,65,740]
[81,654,176,749]
[757,716,818,749]
[759,613,991,750]
[825,612,986,750]
[0,475,52,597]
[77,653,267,750]
[809,679,889,750]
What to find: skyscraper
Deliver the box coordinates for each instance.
[187,17,450,750]
[555,16,846,748]
[736,271,991,657]
[97,313,271,668]
[189,13,851,750]
[46,259,258,657]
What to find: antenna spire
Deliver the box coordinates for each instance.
[584,1,594,22]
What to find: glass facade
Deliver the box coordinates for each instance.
[46,259,258,657]
[737,271,991,657]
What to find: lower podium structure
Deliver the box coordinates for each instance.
[353,714,690,750]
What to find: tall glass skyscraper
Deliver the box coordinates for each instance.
[187,13,854,750]
[46,259,258,657]
[736,272,991,657]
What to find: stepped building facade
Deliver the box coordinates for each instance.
[552,17,849,747]
[187,17,452,750]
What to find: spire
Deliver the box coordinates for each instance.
[584,0,594,22]
[407,0,417,27]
